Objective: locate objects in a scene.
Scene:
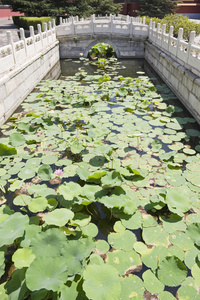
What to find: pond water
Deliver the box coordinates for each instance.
[0,58,200,299]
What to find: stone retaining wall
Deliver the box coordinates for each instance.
[0,41,60,126]
[145,41,200,124]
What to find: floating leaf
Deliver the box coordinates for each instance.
[38,164,53,181]
[26,256,68,292]
[43,208,74,227]
[119,275,145,300]
[186,223,200,246]
[28,197,48,213]
[165,188,191,216]
[9,133,26,147]
[108,230,136,251]
[83,264,121,300]
[0,143,17,156]
[0,213,29,247]
[142,225,169,247]
[143,269,164,294]
[157,256,187,286]
[12,248,35,268]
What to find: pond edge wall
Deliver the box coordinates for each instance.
[0,41,60,126]
[145,41,200,124]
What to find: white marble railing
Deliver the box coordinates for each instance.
[0,20,56,76]
[57,14,148,37]
[149,20,200,75]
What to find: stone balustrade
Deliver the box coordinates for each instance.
[56,14,148,38]
[149,20,200,76]
[0,20,56,76]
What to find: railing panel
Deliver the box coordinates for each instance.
[0,45,14,75]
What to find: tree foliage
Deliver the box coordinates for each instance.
[137,0,179,19]
[2,0,122,17]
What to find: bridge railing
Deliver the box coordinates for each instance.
[57,14,148,38]
[0,20,56,76]
[149,20,200,76]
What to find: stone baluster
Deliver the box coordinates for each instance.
[43,22,48,43]
[186,31,196,64]
[60,17,62,25]
[175,27,183,56]
[90,14,95,34]
[161,24,166,49]
[19,27,28,56]
[71,16,75,35]
[143,17,146,25]
[110,14,114,35]
[52,19,56,28]
[48,21,52,41]
[37,24,43,47]
[75,16,79,22]
[168,25,174,51]
[29,26,36,51]
[7,31,16,63]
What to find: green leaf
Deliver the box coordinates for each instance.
[5,268,29,300]
[0,143,17,156]
[177,285,200,300]
[83,264,121,300]
[12,248,35,269]
[142,225,169,247]
[38,164,53,181]
[186,223,200,246]
[9,133,26,147]
[157,256,187,287]
[107,249,141,276]
[26,256,68,292]
[61,239,91,276]
[108,230,136,251]
[44,208,74,227]
[143,269,164,294]
[165,188,191,216]
[30,228,67,258]
[119,275,145,300]
[0,213,29,247]
[28,197,48,213]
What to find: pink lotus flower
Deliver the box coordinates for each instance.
[54,169,64,176]
[78,67,82,71]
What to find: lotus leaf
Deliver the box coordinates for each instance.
[5,268,29,300]
[59,281,79,300]
[141,246,168,270]
[108,230,136,251]
[9,133,26,147]
[143,269,164,294]
[0,213,29,247]
[13,194,32,207]
[12,248,35,269]
[28,197,48,213]
[43,208,74,227]
[177,285,200,300]
[170,232,193,251]
[61,240,91,275]
[37,164,53,181]
[186,223,200,246]
[30,228,67,257]
[142,225,169,247]
[119,274,144,300]
[113,220,126,233]
[20,224,41,248]
[0,143,17,156]
[107,249,141,275]
[58,182,81,201]
[133,241,148,255]
[26,256,68,292]
[165,188,191,216]
[185,247,200,269]
[121,211,142,230]
[83,264,121,300]
[81,223,98,237]
[95,240,110,253]
[157,256,187,286]
[158,291,176,299]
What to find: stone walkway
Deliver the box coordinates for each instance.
[0,17,19,47]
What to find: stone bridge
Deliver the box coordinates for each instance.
[56,15,149,58]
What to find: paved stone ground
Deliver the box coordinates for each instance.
[0,17,19,47]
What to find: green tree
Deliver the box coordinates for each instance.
[2,0,121,17]
[137,0,179,18]
[1,0,70,16]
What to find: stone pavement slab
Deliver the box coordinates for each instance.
[0,17,19,47]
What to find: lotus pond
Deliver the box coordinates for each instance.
[1,57,200,299]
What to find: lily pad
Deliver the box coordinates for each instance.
[26,256,68,292]
[43,208,74,227]
[83,264,121,300]
[157,256,187,286]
